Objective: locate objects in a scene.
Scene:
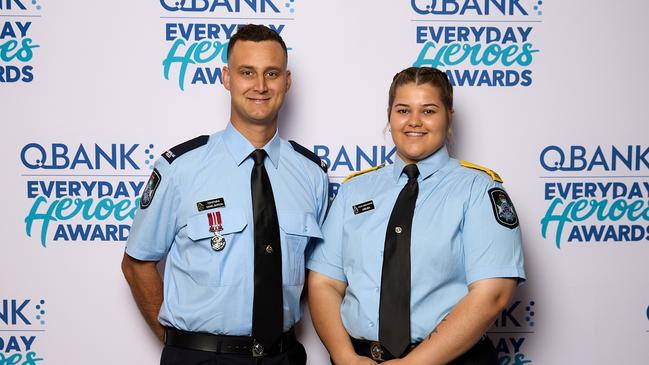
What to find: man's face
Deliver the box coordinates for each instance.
[223,40,291,128]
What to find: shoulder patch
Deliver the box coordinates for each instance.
[342,164,385,183]
[289,140,328,173]
[460,160,503,183]
[140,168,161,209]
[162,135,209,164]
[488,187,519,229]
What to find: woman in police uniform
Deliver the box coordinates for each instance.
[307,67,525,365]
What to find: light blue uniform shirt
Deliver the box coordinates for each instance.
[307,146,525,342]
[126,123,329,335]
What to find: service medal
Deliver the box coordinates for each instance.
[211,234,226,251]
[207,211,226,251]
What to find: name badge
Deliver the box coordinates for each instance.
[352,200,375,215]
[197,197,225,211]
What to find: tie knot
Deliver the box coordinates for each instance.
[251,149,266,165]
[403,164,419,181]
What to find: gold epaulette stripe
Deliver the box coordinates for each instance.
[342,164,385,183]
[459,160,503,183]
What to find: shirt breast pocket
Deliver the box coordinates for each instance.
[185,208,248,287]
[278,211,323,285]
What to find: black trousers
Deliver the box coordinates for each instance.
[160,342,307,365]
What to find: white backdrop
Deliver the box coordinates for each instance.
[2,0,649,364]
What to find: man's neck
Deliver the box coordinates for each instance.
[230,119,278,149]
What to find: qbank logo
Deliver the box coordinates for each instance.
[0,298,46,364]
[409,0,543,87]
[312,144,397,200]
[488,298,535,365]
[20,143,156,170]
[160,0,287,13]
[158,0,296,91]
[0,0,43,83]
[539,145,649,249]
[19,142,157,247]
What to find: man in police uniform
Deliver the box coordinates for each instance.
[121,24,329,365]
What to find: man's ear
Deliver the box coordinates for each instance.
[222,66,231,91]
[285,70,292,92]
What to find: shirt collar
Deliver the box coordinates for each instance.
[223,122,281,169]
[392,145,450,183]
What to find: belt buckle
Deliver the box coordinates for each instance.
[252,340,265,358]
[370,342,384,362]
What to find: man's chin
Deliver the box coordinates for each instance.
[244,115,277,126]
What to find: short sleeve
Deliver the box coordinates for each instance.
[306,185,347,283]
[125,158,179,261]
[462,176,526,285]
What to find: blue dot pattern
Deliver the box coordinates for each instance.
[144,145,156,169]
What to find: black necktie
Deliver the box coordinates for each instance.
[250,149,283,350]
[379,163,420,358]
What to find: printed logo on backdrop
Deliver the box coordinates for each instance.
[539,145,649,249]
[409,0,543,87]
[0,298,46,364]
[0,0,42,83]
[20,143,157,247]
[159,0,296,91]
[488,298,535,364]
[312,144,397,200]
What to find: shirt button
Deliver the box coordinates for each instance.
[395,226,403,234]
[375,287,380,293]
[369,322,375,328]
[266,245,273,253]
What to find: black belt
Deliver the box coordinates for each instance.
[164,327,298,357]
[351,336,496,364]
[350,337,419,362]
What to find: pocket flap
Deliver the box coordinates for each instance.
[187,207,248,240]
[278,212,323,239]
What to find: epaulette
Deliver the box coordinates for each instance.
[289,140,328,173]
[162,135,209,164]
[460,160,503,183]
[342,164,385,183]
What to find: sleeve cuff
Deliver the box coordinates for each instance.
[306,259,347,283]
[125,245,166,262]
[466,266,526,286]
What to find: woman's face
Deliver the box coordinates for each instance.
[389,82,451,164]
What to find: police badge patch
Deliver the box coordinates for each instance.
[488,188,518,229]
[140,168,161,209]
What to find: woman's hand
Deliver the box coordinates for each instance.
[337,354,379,365]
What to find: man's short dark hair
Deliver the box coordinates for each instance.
[227,24,288,61]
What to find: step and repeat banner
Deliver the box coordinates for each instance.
[2,0,648,364]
